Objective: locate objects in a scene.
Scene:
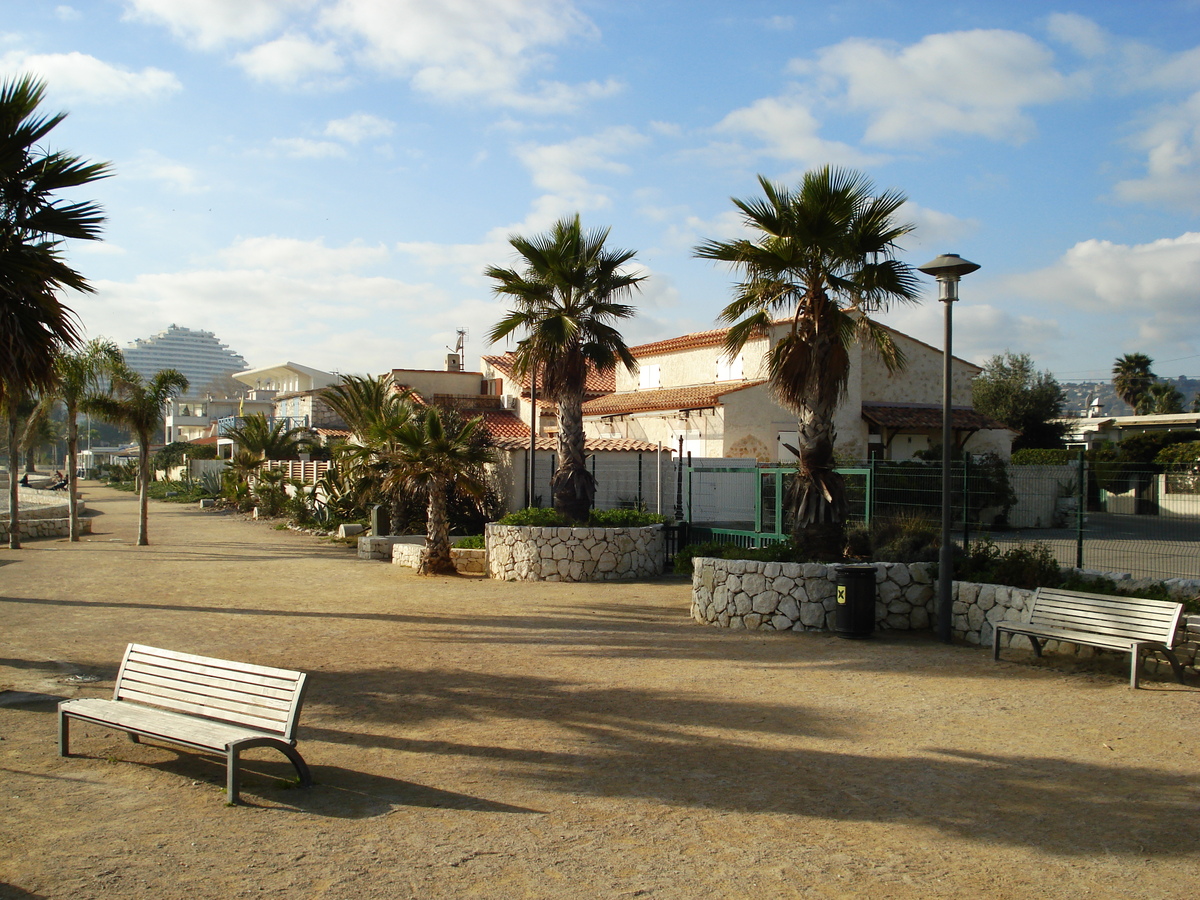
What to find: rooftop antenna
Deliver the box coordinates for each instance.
[447,328,467,357]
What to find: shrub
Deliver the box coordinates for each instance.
[955,538,1061,590]
[496,507,666,528]
[453,535,484,549]
[869,514,940,563]
[1011,448,1078,466]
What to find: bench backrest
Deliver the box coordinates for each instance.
[1029,588,1182,648]
[113,644,308,739]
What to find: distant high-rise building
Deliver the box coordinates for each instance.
[121,325,248,396]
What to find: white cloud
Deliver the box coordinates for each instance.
[712,94,880,167]
[234,32,342,86]
[126,151,208,194]
[1,51,180,103]
[269,137,348,158]
[122,0,316,50]
[1044,12,1110,59]
[55,6,82,22]
[513,126,647,212]
[324,112,394,143]
[220,236,388,273]
[898,202,980,253]
[318,0,614,111]
[1114,91,1200,210]
[801,29,1080,145]
[1005,232,1200,353]
[763,16,794,32]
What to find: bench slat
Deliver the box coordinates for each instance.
[1026,615,1177,646]
[126,650,301,693]
[127,645,303,682]
[1033,599,1178,624]
[118,677,292,725]
[116,687,290,734]
[59,698,276,751]
[119,666,297,709]
[997,624,1145,651]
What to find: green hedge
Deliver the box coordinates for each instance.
[496,507,666,528]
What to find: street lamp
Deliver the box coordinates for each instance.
[917,253,980,644]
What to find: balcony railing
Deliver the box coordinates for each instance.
[216,415,309,435]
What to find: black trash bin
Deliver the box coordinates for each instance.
[370,504,388,537]
[834,564,877,639]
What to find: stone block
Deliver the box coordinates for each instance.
[744,613,763,630]
[800,602,826,627]
[778,597,800,620]
[771,614,794,631]
[751,591,779,615]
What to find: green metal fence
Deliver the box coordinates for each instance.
[683,456,1200,581]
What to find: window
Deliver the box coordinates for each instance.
[716,354,743,381]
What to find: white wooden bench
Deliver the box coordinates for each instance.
[993,587,1186,689]
[59,644,312,803]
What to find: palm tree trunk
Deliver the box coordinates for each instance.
[551,387,594,523]
[7,407,21,550]
[419,483,455,575]
[788,397,848,560]
[137,432,150,546]
[67,399,80,541]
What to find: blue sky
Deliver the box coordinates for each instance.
[5,0,1200,383]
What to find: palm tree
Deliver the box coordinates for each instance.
[383,406,495,575]
[222,412,309,460]
[1112,353,1155,413]
[695,168,920,557]
[84,368,189,545]
[1,74,110,548]
[42,338,122,539]
[1137,381,1185,415]
[487,214,644,522]
[321,374,416,531]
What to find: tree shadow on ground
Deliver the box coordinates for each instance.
[299,664,1200,857]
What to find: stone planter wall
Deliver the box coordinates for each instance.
[391,543,486,575]
[2,489,89,540]
[692,557,1200,675]
[691,558,935,633]
[486,523,664,582]
[357,536,411,560]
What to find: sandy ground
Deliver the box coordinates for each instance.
[1,483,1198,900]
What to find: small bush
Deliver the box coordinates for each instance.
[955,538,1061,590]
[453,535,484,549]
[869,514,940,563]
[497,507,667,528]
[1011,448,1079,466]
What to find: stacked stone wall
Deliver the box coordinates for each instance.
[486,524,664,582]
[391,543,486,575]
[2,489,89,541]
[691,557,1200,675]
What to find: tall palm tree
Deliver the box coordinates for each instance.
[695,168,920,556]
[321,374,416,531]
[383,407,495,575]
[42,338,122,539]
[222,412,309,460]
[487,214,644,522]
[84,368,188,546]
[1,74,110,548]
[1112,353,1155,412]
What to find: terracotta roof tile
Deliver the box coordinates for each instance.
[861,403,1008,431]
[482,352,615,396]
[582,381,767,417]
[490,435,663,452]
[480,410,531,440]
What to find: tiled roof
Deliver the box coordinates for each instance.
[581,381,768,417]
[861,403,1008,431]
[480,410,531,439]
[314,428,352,438]
[490,435,663,452]
[628,326,742,357]
[481,352,616,396]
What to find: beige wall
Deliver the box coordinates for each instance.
[861,330,979,406]
[390,368,484,398]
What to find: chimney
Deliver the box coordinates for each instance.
[446,353,462,372]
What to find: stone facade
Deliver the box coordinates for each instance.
[391,542,486,575]
[691,557,1200,675]
[2,488,90,541]
[486,524,664,582]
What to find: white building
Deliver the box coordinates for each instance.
[121,325,248,395]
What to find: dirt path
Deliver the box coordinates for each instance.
[1,484,1198,899]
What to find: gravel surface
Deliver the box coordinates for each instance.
[1,484,1198,900]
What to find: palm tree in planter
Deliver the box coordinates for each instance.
[1112,353,1155,413]
[487,214,644,522]
[322,374,417,531]
[382,406,494,575]
[695,167,920,559]
[84,367,188,545]
[42,338,122,539]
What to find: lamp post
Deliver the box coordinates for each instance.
[917,253,980,644]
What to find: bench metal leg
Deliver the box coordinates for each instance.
[1162,649,1187,685]
[992,627,1002,661]
[58,710,70,757]
[227,745,242,804]
[1130,644,1142,690]
[225,739,312,805]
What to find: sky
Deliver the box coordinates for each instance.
[4,0,1200,386]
